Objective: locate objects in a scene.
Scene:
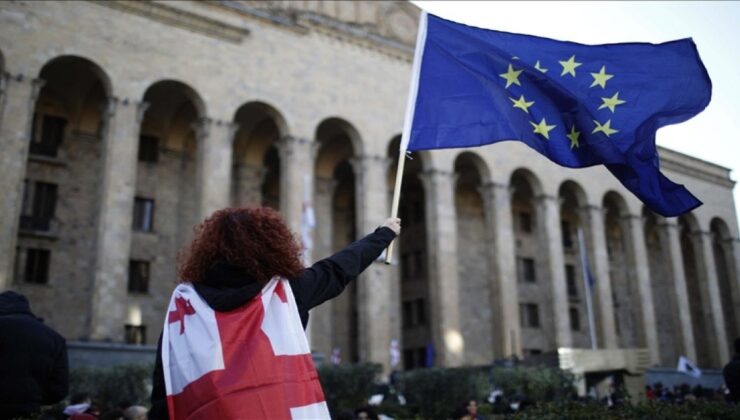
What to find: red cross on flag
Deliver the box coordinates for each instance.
[162,278,329,419]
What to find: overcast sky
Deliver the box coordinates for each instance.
[411,1,740,222]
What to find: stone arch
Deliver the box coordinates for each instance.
[558,180,589,348]
[602,191,643,348]
[710,217,739,353]
[35,55,113,139]
[231,101,287,209]
[454,152,492,364]
[16,55,114,339]
[140,80,205,155]
[139,80,205,249]
[314,117,363,171]
[510,168,554,354]
[387,135,433,368]
[311,117,361,363]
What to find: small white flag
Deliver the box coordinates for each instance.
[389,339,400,368]
[677,356,702,378]
[300,175,316,266]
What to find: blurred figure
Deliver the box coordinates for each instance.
[354,406,378,420]
[0,291,68,419]
[723,337,740,403]
[122,405,147,420]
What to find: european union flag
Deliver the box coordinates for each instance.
[402,13,712,217]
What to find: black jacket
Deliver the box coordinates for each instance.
[724,355,740,403]
[149,226,396,419]
[0,291,69,419]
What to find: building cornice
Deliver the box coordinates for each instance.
[90,0,251,43]
[658,146,735,189]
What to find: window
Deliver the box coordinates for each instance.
[561,221,573,249]
[401,253,410,279]
[125,324,147,345]
[519,303,540,328]
[570,307,581,331]
[128,260,150,293]
[29,114,66,157]
[413,251,423,275]
[24,248,50,284]
[402,301,413,328]
[517,257,536,283]
[138,135,159,163]
[518,211,532,233]
[416,299,426,325]
[132,197,154,232]
[19,181,57,231]
[566,264,578,297]
[402,299,427,328]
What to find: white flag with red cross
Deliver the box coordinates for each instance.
[162,278,329,420]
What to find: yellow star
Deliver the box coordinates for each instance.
[530,117,557,140]
[598,92,626,113]
[499,64,523,89]
[590,65,614,89]
[567,125,581,149]
[559,55,582,77]
[534,60,548,73]
[592,119,619,137]
[509,95,535,113]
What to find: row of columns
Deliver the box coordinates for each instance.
[414,170,737,368]
[0,76,399,367]
[0,72,737,368]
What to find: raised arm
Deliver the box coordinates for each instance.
[290,218,400,318]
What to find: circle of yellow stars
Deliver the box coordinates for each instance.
[499,54,626,149]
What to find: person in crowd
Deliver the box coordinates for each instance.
[0,291,69,419]
[723,338,740,403]
[149,207,400,419]
[354,405,379,420]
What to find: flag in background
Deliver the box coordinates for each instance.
[401,12,712,217]
[677,356,702,378]
[300,175,316,266]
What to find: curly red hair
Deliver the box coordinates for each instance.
[177,207,305,285]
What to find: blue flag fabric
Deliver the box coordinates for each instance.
[405,13,712,217]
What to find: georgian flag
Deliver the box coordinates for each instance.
[162,278,330,420]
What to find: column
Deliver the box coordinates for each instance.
[726,237,740,331]
[196,119,238,219]
[277,136,315,231]
[625,214,660,364]
[581,205,618,348]
[537,195,572,348]
[661,219,697,361]
[232,164,265,207]
[697,230,730,364]
[480,182,521,358]
[89,98,147,340]
[0,73,43,291]
[352,154,398,372]
[419,169,463,367]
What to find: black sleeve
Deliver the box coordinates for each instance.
[42,335,69,404]
[149,333,168,420]
[290,226,396,313]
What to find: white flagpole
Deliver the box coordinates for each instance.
[385,10,428,265]
[578,228,598,349]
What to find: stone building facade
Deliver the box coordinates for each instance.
[0,0,738,371]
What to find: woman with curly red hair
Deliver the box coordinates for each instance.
[149,206,400,419]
